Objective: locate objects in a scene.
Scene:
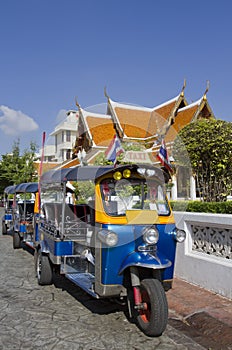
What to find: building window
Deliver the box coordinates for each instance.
[66,149,71,160]
[66,130,71,142]
[62,131,64,143]
[55,135,57,153]
[61,149,65,161]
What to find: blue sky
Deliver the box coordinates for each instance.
[0,0,232,156]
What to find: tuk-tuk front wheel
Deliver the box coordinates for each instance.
[36,249,53,285]
[135,278,168,337]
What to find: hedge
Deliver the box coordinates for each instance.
[169,200,232,214]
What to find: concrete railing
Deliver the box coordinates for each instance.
[174,211,232,299]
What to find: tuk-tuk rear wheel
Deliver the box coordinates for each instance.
[136,278,168,337]
[36,249,53,285]
[13,231,21,249]
[2,222,7,235]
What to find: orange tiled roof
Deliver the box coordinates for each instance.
[61,158,80,168]
[86,116,115,146]
[114,107,156,138]
[165,102,199,143]
[78,108,116,147]
[154,99,177,122]
[33,161,60,176]
[109,95,183,140]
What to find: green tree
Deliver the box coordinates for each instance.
[73,180,95,203]
[173,119,232,202]
[0,139,38,193]
[93,152,112,166]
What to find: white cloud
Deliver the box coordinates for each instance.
[0,105,39,136]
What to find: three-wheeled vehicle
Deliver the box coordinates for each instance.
[12,182,39,249]
[35,164,186,336]
[2,185,16,235]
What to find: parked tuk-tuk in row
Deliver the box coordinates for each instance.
[33,163,186,337]
[12,182,39,249]
[2,185,16,235]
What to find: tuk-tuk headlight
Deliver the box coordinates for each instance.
[98,229,118,247]
[174,229,186,243]
[143,227,159,244]
[113,171,122,180]
[123,169,131,178]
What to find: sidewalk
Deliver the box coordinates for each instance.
[167,278,232,349]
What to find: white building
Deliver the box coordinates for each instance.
[49,110,78,163]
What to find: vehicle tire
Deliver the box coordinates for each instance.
[135,278,168,337]
[13,231,21,249]
[36,249,53,285]
[34,248,38,277]
[2,222,7,235]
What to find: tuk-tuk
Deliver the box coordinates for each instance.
[12,182,39,249]
[2,185,16,235]
[35,164,186,337]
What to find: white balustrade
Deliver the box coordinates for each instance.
[173,211,232,299]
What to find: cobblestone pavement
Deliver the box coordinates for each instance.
[0,209,214,349]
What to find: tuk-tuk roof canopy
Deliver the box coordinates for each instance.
[4,185,17,194]
[41,164,165,183]
[14,182,38,193]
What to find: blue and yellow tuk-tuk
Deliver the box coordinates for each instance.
[2,185,16,235]
[35,164,185,336]
[12,182,39,249]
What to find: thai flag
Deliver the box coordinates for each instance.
[157,138,173,173]
[105,134,124,166]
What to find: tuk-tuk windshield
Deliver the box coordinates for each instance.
[100,178,170,216]
[41,183,64,205]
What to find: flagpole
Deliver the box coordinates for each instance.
[38,131,46,210]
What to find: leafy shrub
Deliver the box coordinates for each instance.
[170,200,232,214]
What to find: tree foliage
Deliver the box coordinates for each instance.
[72,180,95,203]
[173,119,232,202]
[0,139,38,193]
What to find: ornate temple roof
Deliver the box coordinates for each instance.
[105,84,188,144]
[68,81,215,166]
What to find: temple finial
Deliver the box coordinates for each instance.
[75,97,81,111]
[203,80,210,99]
[180,78,186,96]
[104,86,109,100]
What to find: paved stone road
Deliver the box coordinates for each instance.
[0,208,204,350]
